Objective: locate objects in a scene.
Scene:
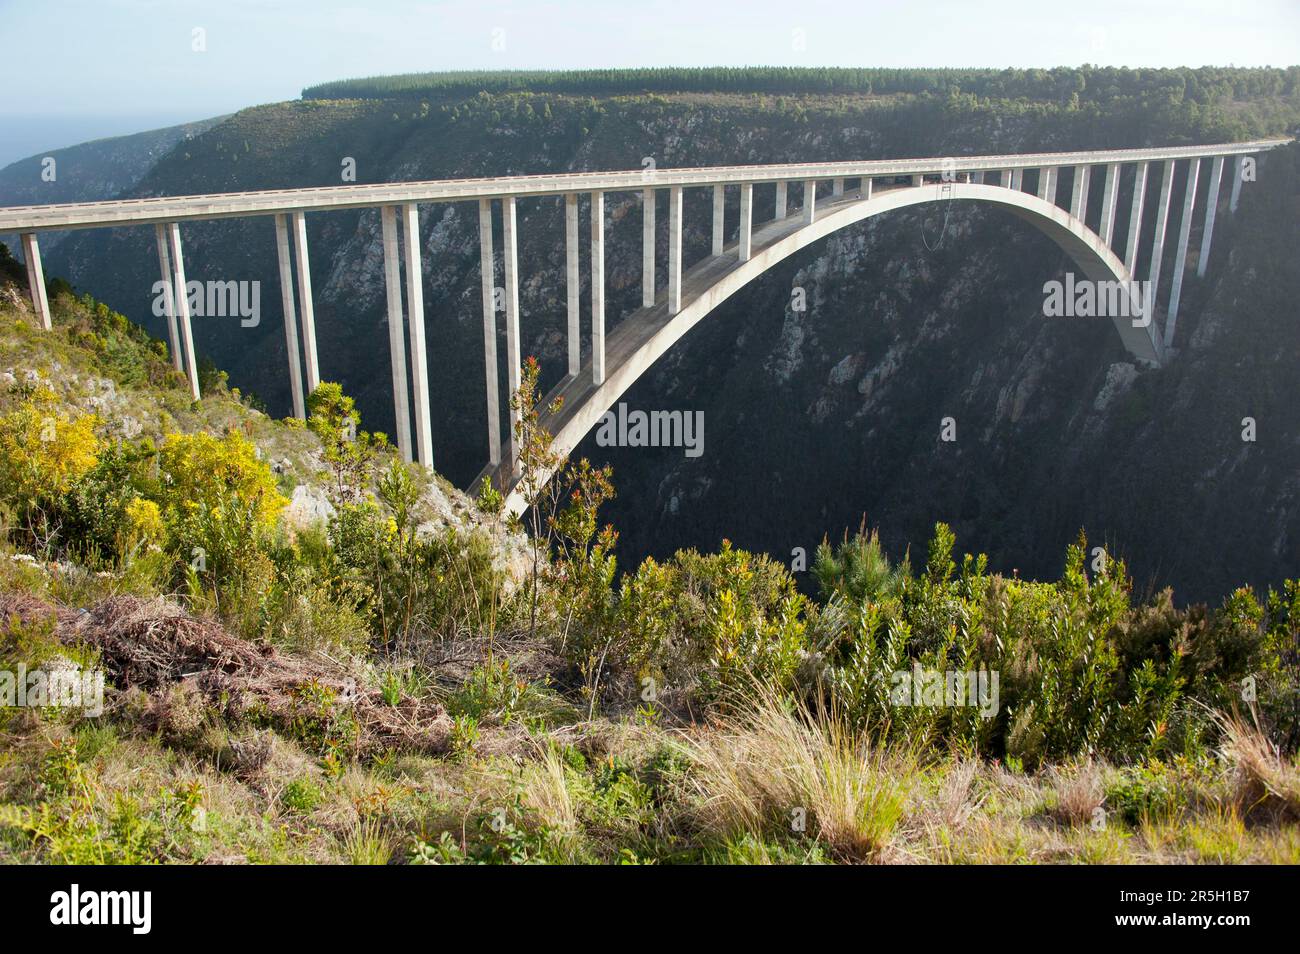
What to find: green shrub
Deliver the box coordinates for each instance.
[56,440,157,566]
[446,658,528,723]
[805,525,1274,766]
[281,777,323,814]
[1106,761,1190,825]
[614,541,810,708]
[813,524,911,605]
[328,464,507,650]
[307,382,387,504]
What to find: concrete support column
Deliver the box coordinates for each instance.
[274,214,305,420]
[476,199,499,468]
[590,192,605,385]
[861,178,873,199]
[738,183,753,262]
[568,194,582,371]
[641,188,655,309]
[1229,155,1245,213]
[1164,158,1201,347]
[1010,168,1023,191]
[165,223,200,401]
[1124,162,1150,274]
[1098,163,1120,248]
[291,211,319,396]
[802,181,816,224]
[1147,160,1176,289]
[775,181,787,219]
[711,184,725,257]
[152,224,182,368]
[381,207,412,463]
[910,174,924,188]
[1069,166,1091,221]
[19,234,51,332]
[502,196,521,472]
[1037,167,1057,203]
[832,177,844,197]
[1197,156,1226,278]
[667,186,683,314]
[401,203,433,467]
[999,170,1012,188]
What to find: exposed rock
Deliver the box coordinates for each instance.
[1092,362,1138,412]
[283,483,335,530]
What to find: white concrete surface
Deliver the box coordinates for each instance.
[274,213,305,420]
[291,211,319,395]
[382,205,412,463]
[502,196,522,472]
[152,223,181,369]
[401,203,433,467]
[1125,162,1150,274]
[590,192,605,387]
[1198,156,1225,278]
[477,199,499,467]
[479,181,1164,514]
[1164,158,1201,347]
[165,222,199,401]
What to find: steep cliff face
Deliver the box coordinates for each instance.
[37,94,1300,602]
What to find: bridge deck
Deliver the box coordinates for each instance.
[0,140,1287,233]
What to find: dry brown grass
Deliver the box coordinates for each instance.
[919,758,981,832]
[1049,761,1106,828]
[1216,710,1300,820]
[676,689,914,862]
[519,743,581,840]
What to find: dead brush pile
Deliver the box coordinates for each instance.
[0,594,451,760]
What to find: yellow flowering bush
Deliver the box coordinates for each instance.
[123,497,165,552]
[0,387,99,517]
[155,430,286,531]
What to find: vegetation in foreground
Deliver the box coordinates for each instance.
[0,263,1296,864]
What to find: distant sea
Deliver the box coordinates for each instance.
[0,113,207,167]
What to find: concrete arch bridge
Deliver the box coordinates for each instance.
[0,139,1286,515]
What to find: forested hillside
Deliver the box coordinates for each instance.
[303,65,1300,113]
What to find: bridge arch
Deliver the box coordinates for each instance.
[487,181,1161,513]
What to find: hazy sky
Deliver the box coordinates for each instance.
[2,0,1298,161]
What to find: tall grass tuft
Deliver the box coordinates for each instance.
[677,686,913,862]
[342,818,393,865]
[1215,710,1300,820]
[1049,761,1106,828]
[519,744,582,845]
